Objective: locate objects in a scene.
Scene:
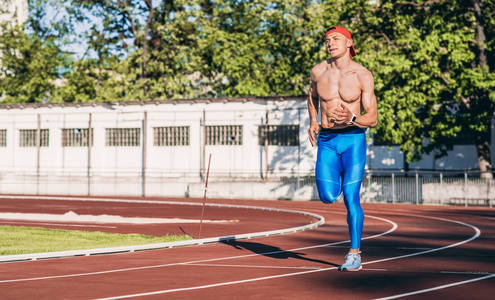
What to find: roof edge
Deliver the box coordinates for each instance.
[0,95,307,110]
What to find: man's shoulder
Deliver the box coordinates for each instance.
[349,61,371,72]
[350,62,373,79]
[349,62,374,90]
[311,61,327,75]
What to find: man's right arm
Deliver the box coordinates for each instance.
[307,72,319,147]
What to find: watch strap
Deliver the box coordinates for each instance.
[349,112,357,124]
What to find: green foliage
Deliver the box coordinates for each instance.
[0,24,65,103]
[194,0,327,97]
[1,0,494,170]
[350,0,495,164]
[0,0,344,101]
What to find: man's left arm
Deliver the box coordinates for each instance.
[353,70,377,128]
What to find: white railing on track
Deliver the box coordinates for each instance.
[0,196,325,263]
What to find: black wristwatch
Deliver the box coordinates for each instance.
[349,112,357,124]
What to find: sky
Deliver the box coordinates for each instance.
[40,0,162,60]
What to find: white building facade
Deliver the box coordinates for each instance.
[0,97,491,200]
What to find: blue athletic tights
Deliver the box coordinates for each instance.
[315,127,366,249]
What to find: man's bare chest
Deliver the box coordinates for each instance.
[316,71,361,103]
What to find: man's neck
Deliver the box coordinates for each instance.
[326,56,351,70]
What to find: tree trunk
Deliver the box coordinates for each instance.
[142,0,154,97]
[472,0,492,178]
[475,117,493,179]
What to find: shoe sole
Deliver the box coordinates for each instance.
[340,265,362,272]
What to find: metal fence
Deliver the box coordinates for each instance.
[0,170,493,207]
[359,171,493,207]
[278,171,494,207]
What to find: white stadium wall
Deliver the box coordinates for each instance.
[0,98,492,197]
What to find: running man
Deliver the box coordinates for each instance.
[307,26,377,271]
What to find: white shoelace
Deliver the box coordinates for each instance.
[344,251,361,264]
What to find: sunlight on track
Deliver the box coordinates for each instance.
[374,274,495,300]
[361,213,481,266]
[92,214,482,300]
[0,197,487,300]
[0,212,396,284]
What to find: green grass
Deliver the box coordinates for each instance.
[0,225,193,256]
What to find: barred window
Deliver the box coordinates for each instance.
[258,125,299,146]
[154,126,189,146]
[206,125,242,145]
[0,129,6,147]
[105,128,140,147]
[62,128,93,147]
[19,129,49,147]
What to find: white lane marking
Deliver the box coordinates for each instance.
[0,221,117,228]
[362,215,480,266]
[93,214,482,299]
[397,247,431,250]
[374,274,495,300]
[0,214,397,284]
[187,263,324,270]
[361,269,494,276]
[2,198,482,299]
[96,267,340,300]
[0,211,235,224]
[0,232,369,284]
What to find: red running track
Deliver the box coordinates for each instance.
[0,196,494,299]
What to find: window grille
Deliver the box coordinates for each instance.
[19,129,49,147]
[105,128,140,147]
[206,125,242,145]
[154,126,189,146]
[62,128,93,147]
[0,130,6,147]
[258,125,299,146]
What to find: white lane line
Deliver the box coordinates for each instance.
[96,267,340,300]
[361,269,494,276]
[190,265,495,276]
[0,211,235,224]
[374,274,495,300]
[93,214,482,300]
[186,263,324,270]
[0,232,369,284]
[0,214,397,284]
[0,221,117,228]
[362,215,480,266]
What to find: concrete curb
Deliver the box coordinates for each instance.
[0,196,325,263]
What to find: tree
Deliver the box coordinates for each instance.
[0,0,74,104]
[44,0,336,101]
[343,0,495,178]
[0,24,65,103]
[192,0,331,97]
[5,0,493,179]
[69,0,160,99]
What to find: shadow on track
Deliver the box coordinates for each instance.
[221,240,339,267]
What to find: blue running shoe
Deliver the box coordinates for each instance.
[339,252,362,271]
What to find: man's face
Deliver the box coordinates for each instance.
[325,32,351,58]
